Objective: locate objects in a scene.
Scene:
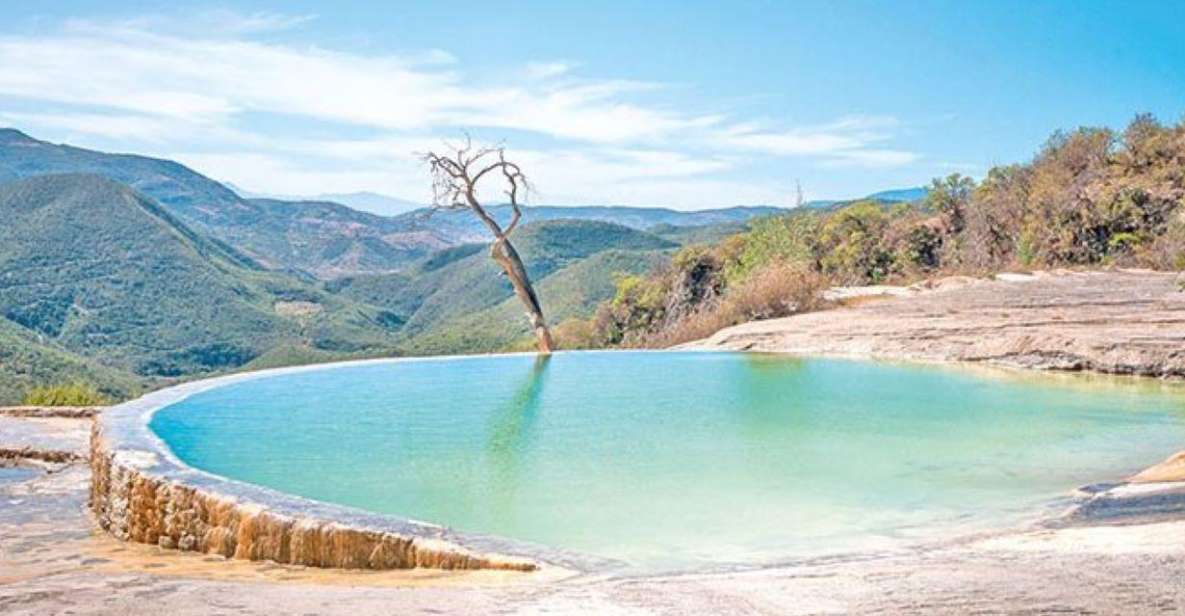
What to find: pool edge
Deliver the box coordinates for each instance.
[88,355,553,573]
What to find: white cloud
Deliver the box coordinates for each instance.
[822,149,919,168]
[0,111,181,142]
[716,114,917,168]
[170,150,426,200]
[0,22,710,143]
[64,10,318,37]
[0,12,927,207]
[525,61,575,80]
[172,140,743,208]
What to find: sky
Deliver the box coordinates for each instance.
[0,1,1181,210]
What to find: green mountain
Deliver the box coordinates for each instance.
[406,248,670,353]
[332,219,677,350]
[387,204,785,244]
[0,129,444,277]
[0,131,777,398]
[0,315,142,404]
[0,128,783,279]
[0,128,245,226]
[237,198,449,278]
[0,175,686,397]
[0,174,401,379]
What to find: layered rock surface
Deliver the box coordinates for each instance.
[89,413,537,572]
[690,270,1185,377]
[0,409,90,469]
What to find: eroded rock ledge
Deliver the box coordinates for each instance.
[89,369,539,573]
[0,405,104,419]
[688,270,1185,378]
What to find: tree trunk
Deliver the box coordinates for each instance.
[490,237,554,354]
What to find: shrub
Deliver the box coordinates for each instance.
[552,318,603,350]
[720,261,827,322]
[1139,216,1185,270]
[577,113,1185,351]
[816,201,894,284]
[725,214,819,283]
[637,262,827,348]
[22,382,109,406]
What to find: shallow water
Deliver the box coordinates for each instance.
[0,466,39,486]
[151,352,1185,571]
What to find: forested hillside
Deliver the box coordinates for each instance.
[567,115,1185,348]
[0,174,404,391]
[0,314,141,404]
[0,128,780,279]
[331,219,677,352]
[0,171,723,402]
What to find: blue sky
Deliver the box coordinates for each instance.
[0,1,1181,209]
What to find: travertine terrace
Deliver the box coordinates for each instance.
[690,270,1185,378]
[87,365,539,573]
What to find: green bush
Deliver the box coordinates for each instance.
[725,215,818,283]
[569,113,1185,350]
[22,382,109,406]
[816,201,894,284]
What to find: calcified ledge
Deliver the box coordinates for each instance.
[685,270,1185,378]
[89,357,543,572]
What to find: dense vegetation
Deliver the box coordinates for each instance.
[564,115,1185,348]
[0,168,715,402]
[0,128,779,279]
[0,315,141,404]
[0,174,403,390]
[332,219,677,353]
[22,382,109,406]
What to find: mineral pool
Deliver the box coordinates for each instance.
[150,352,1185,571]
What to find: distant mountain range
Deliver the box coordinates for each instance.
[866,187,928,203]
[802,186,927,210]
[317,191,423,216]
[0,129,787,279]
[0,126,929,401]
[228,185,424,217]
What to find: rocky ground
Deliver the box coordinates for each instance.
[5,454,1185,615]
[692,269,1185,378]
[4,270,1185,615]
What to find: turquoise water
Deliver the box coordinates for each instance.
[151,352,1185,571]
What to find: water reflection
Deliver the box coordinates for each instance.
[486,354,551,521]
[732,354,811,435]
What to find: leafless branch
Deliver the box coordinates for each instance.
[418,138,531,237]
[418,137,551,353]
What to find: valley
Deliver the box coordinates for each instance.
[0,129,807,403]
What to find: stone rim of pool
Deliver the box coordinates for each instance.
[91,350,1185,574]
[91,353,563,573]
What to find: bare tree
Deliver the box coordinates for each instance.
[422,139,554,353]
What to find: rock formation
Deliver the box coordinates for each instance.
[89,422,536,572]
[689,270,1185,378]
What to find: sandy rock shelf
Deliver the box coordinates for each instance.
[689,270,1185,378]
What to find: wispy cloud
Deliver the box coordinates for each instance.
[525,61,575,80]
[716,115,918,167]
[0,19,709,143]
[0,12,925,207]
[63,10,319,37]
